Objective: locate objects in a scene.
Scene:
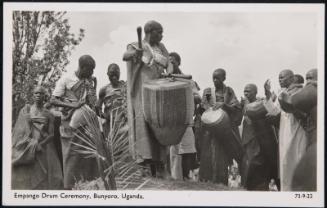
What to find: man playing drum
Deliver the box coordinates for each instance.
[240,84,278,190]
[50,55,99,189]
[123,20,172,178]
[199,68,243,185]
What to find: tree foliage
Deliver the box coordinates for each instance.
[12,11,85,125]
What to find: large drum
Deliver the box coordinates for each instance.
[142,78,194,146]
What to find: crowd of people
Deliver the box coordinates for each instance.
[11,20,317,191]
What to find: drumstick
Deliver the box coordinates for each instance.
[137,26,142,50]
[161,73,192,80]
[130,27,143,98]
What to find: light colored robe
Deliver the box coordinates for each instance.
[125,40,169,163]
[278,85,308,191]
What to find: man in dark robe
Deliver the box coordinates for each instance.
[302,69,318,146]
[240,84,278,190]
[291,68,317,191]
[123,20,172,178]
[199,68,243,185]
[96,63,126,138]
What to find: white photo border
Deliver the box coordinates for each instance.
[2,2,325,207]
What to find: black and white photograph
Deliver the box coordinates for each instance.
[2,2,325,207]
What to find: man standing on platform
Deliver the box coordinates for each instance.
[123,20,172,178]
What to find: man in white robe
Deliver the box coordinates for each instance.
[266,69,308,191]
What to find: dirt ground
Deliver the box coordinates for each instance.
[140,178,243,191]
[74,177,243,191]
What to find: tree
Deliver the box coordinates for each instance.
[12,11,85,125]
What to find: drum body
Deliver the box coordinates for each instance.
[201,107,243,163]
[201,108,231,135]
[245,100,268,120]
[142,78,194,146]
[291,83,317,112]
[278,91,294,113]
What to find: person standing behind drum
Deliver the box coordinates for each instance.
[168,52,201,180]
[240,84,278,190]
[123,20,171,179]
[199,68,243,185]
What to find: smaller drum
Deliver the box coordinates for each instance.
[245,100,268,120]
[291,83,317,113]
[245,99,281,120]
[201,107,231,134]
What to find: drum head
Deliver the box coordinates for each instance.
[144,78,190,90]
[201,108,224,124]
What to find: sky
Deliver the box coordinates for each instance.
[64,11,318,98]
